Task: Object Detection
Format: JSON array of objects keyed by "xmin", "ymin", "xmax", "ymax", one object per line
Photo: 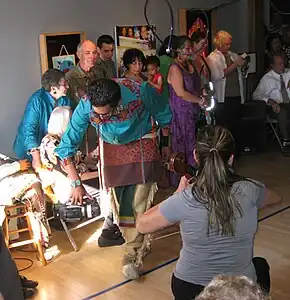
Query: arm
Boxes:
[
  {"xmin": 167, "ymin": 65, "xmax": 202, "ymax": 103},
  {"xmin": 149, "ymin": 75, "xmax": 163, "ymax": 91},
  {"xmin": 137, "ymin": 189, "xmax": 188, "ymax": 234},
  {"xmin": 259, "ymin": 187, "xmax": 282, "ymax": 209},
  {"xmin": 55, "ymin": 99, "xmax": 93, "ymax": 204}
]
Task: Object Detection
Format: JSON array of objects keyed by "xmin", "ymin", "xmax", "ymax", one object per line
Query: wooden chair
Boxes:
[{"xmin": 3, "ymin": 202, "xmax": 47, "ymax": 266}]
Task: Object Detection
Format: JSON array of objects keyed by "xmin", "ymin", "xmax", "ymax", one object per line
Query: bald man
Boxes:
[{"xmin": 66, "ymin": 40, "xmax": 99, "ymax": 108}]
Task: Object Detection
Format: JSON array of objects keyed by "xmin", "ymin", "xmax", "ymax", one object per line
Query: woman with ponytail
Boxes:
[{"xmin": 137, "ymin": 126, "xmax": 280, "ymax": 300}]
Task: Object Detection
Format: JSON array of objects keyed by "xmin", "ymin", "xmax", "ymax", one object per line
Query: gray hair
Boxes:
[{"xmin": 196, "ymin": 275, "xmax": 269, "ymax": 300}]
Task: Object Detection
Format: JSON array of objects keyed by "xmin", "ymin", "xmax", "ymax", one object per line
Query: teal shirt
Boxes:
[
  {"xmin": 13, "ymin": 88, "xmax": 71, "ymax": 159},
  {"xmin": 159, "ymin": 55, "xmax": 174, "ymax": 101},
  {"xmin": 55, "ymin": 78, "xmax": 172, "ymax": 160}
]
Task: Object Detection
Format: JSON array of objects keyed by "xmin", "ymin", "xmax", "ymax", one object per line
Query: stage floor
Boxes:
[{"xmin": 14, "ymin": 150, "xmax": 290, "ymax": 300}]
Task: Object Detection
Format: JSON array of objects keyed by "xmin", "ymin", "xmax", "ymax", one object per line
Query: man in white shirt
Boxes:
[{"xmin": 253, "ymin": 54, "xmax": 290, "ymax": 148}]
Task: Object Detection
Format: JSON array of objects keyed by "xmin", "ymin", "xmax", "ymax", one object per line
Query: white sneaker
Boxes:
[{"xmin": 122, "ymin": 263, "xmax": 140, "ymax": 280}]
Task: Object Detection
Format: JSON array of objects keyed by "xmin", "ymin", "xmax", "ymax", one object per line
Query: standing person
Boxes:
[
  {"xmin": 55, "ymin": 73, "xmax": 171, "ymax": 278},
  {"xmin": 137, "ymin": 126, "xmax": 280, "ymax": 300},
  {"xmin": 167, "ymin": 35, "xmax": 206, "ymax": 186},
  {"xmin": 207, "ymin": 30, "xmax": 246, "ymax": 153},
  {"xmin": 66, "ymin": 40, "xmax": 98, "ymax": 108},
  {"xmin": 94, "ymin": 35, "xmax": 116, "ymax": 79},
  {"xmin": 13, "ymin": 69, "xmax": 71, "ymax": 171}
]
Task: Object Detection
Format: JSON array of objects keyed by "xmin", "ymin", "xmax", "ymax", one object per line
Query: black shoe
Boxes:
[
  {"xmin": 20, "ymin": 276, "xmax": 38, "ymax": 289},
  {"xmin": 98, "ymin": 229, "xmax": 125, "ymax": 247},
  {"xmin": 23, "ymin": 287, "xmax": 36, "ymax": 299}
]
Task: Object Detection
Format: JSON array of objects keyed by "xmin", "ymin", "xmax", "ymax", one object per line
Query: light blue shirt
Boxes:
[
  {"xmin": 13, "ymin": 88, "xmax": 71, "ymax": 159},
  {"xmin": 56, "ymin": 78, "xmax": 172, "ymax": 160}
]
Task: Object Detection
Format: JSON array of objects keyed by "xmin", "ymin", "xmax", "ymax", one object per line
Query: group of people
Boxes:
[{"xmin": 0, "ymin": 29, "xmax": 281, "ymax": 300}]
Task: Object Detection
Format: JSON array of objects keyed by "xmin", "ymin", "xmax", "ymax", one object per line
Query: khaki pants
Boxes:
[{"xmin": 110, "ymin": 183, "xmax": 158, "ymax": 267}]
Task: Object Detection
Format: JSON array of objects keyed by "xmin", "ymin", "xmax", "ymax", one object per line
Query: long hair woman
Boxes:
[
  {"xmin": 167, "ymin": 35, "xmax": 206, "ymax": 186},
  {"xmin": 137, "ymin": 126, "xmax": 280, "ymax": 300}
]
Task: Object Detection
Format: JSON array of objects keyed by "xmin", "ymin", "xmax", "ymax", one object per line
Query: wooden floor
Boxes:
[{"xmin": 13, "ymin": 149, "xmax": 290, "ymax": 300}]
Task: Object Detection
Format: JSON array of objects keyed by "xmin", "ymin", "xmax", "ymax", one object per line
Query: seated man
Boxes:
[{"xmin": 253, "ymin": 54, "xmax": 290, "ymax": 150}]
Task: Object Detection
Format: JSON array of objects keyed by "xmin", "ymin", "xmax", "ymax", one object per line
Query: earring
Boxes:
[{"xmin": 53, "ymin": 90, "xmax": 57, "ymax": 95}]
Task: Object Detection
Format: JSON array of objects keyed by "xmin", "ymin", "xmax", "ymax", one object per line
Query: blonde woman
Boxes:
[{"xmin": 207, "ymin": 31, "xmax": 246, "ymax": 153}]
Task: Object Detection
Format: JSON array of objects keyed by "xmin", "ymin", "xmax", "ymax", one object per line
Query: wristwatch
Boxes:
[{"xmin": 71, "ymin": 179, "xmax": 82, "ymax": 188}]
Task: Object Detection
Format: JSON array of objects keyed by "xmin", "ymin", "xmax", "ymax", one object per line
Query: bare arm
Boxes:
[
  {"xmin": 168, "ymin": 65, "xmax": 202, "ymax": 104},
  {"xmin": 260, "ymin": 187, "xmax": 282, "ymax": 209},
  {"xmin": 223, "ymin": 61, "xmax": 239, "ymax": 77},
  {"xmin": 149, "ymin": 76, "xmax": 163, "ymax": 91}
]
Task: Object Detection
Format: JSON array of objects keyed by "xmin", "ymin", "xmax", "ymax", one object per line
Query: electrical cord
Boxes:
[
  {"xmin": 14, "ymin": 257, "xmax": 34, "ymax": 272},
  {"xmin": 270, "ymin": 1, "xmax": 290, "ymax": 15}
]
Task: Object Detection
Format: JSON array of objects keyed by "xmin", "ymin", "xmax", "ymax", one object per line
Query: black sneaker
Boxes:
[
  {"xmin": 98, "ymin": 229, "xmax": 125, "ymax": 247},
  {"xmin": 23, "ymin": 287, "xmax": 36, "ymax": 299},
  {"xmin": 20, "ymin": 276, "xmax": 38, "ymax": 289}
]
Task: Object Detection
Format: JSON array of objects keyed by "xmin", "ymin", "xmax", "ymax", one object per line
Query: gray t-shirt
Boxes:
[{"xmin": 160, "ymin": 180, "xmax": 265, "ymax": 286}]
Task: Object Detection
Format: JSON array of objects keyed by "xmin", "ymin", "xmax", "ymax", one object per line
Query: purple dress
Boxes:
[{"xmin": 168, "ymin": 63, "xmax": 201, "ymax": 186}]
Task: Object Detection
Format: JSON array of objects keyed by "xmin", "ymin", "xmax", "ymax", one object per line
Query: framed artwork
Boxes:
[
  {"xmin": 179, "ymin": 9, "xmax": 217, "ymax": 55},
  {"xmin": 114, "ymin": 25, "xmax": 156, "ymax": 77},
  {"xmin": 39, "ymin": 31, "xmax": 86, "ymax": 74}
]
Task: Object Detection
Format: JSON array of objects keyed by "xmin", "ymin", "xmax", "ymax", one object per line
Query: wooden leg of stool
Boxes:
[
  {"xmin": 25, "ymin": 211, "xmax": 38, "ymax": 251},
  {"xmin": 3, "ymin": 217, "xmax": 10, "ymax": 248},
  {"xmin": 36, "ymin": 240, "xmax": 47, "ymax": 266}
]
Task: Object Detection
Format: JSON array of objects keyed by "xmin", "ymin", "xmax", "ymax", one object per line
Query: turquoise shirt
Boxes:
[
  {"xmin": 55, "ymin": 78, "xmax": 172, "ymax": 160},
  {"xmin": 13, "ymin": 88, "xmax": 71, "ymax": 159}
]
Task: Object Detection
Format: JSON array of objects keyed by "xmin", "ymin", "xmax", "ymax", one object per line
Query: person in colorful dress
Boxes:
[
  {"xmin": 167, "ymin": 35, "xmax": 206, "ymax": 186},
  {"xmin": 55, "ymin": 49, "xmax": 171, "ymax": 280}
]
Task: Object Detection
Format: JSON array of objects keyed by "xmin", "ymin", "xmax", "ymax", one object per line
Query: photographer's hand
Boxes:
[{"xmin": 70, "ymin": 186, "xmax": 86, "ymax": 205}]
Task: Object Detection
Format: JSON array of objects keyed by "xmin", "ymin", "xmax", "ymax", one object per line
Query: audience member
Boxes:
[
  {"xmin": 146, "ymin": 55, "xmax": 163, "ymax": 93},
  {"xmin": 137, "ymin": 126, "xmax": 280, "ymax": 300},
  {"xmin": 94, "ymin": 35, "xmax": 116, "ymax": 79},
  {"xmin": 207, "ymin": 30, "xmax": 246, "ymax": 154},
  {"xmin": 66, "ymin": 40, "xmax": 98, "ymax": 107},
  {"xmin": 13, "ymin": 69, "xmax": 71, "ymax": 172},
  {"xmin": 195, "ymin": 275, "xmax": 269, "ymax": 300},
  {"xmin": 253, "ymin": 54, "xmax": 290, "ymax": 151}
]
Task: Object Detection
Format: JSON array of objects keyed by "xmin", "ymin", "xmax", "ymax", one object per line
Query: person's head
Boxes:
[
  {"xmin": 77, "ymin": 40, "xmax": 98, "ymax": 71},
  {"xmin": 41, "ymin": 69, "xmax": 69, "ymax": 99},
  {"xmin": 97, "ymin": 35, "xmax": 115, "ymax": 61},
  {"xmin": 214, "ymin": 31, "xmax": 232, "ymax": 54},
  {"xmin": 196, "ymin": 275, "xmax": 268, "ymax": 300},
  {"xmin": 270, "ymin": 54, "xmax": 285, "ymax": 74},
  {"xmin": 191, "ymin": 30, "xmax": 207, "ymax": 55},
  {"xmin": 266, "ymin": 33, "xmax": 282, "ymax": 53},
  {"xmin": 128, "ymin": 27, "xmax": 134, "ymax": 37},
  {"xmin": 122, "ymin": 48, "xmax": 145, "ymax": 76},
  {"xmin": 141, "ymin": 26, "xmax": 148, "ymax": 39},
  {"xmin": 193, "ymin": 126, "xmax": 241, "ymax": 236},
  {"xmin": 283, "ymin": 26, "xmax": 290, "ymax": 46},
  {"xmin": 145, "ymin": 55, "xmax": 160, "ymax": 76},
  {"xmin": 88, "ymin": 79, "xmax": 121, "ymax": 121},
  {"xmin": 121, "ymin": 27, "xmax": 127, "ymax": 36},
  {"xmin": 47, "ymin": 106, "xmax": 72, "ymax": 137},
  {"xmin": 174, "ymin": 35, "xmax": 192, "ymax": 62},
  {"xmin": 158, "ymin": 35, "xmax": 178, "ymax": 57}
]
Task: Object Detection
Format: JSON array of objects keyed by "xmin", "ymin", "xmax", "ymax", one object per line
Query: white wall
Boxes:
[{"xmin": 0, "ymin": 0, "xmax": 231, "ymax": 156}]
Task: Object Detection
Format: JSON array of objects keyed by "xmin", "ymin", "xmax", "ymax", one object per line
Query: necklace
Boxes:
[{"xmin": 176, "ymin": 58, "xmax": 191, "ymax": 73}]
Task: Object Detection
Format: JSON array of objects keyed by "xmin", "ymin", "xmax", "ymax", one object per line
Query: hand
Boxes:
[
  {"xmin": 32, "ymin": 159, "xmax": 42, "ymax": 172},
  {"xmin": 175, "ymin": 176, "xmax": 191, "ymax": 193},
  {"xmin": 148, "ymin": 75, "xmax": 154, "ymax": 82},
  {"xmin": 70, "ymin": 185, "xmax": 93, "ymax": 205},
  {"xmin": 161, "ymin": 146, "xmax": 171, "ymax": 163},
  {"xmin": 272, "ymin": 102, "xmax": 280, "ymax": 113},
  {"xmin": 19, "ymin": 159, "xmax": 31, "ymax": 171},
  {"xmin": 235, "ymin": 56, "xmax": 246, "ymax": 67}
]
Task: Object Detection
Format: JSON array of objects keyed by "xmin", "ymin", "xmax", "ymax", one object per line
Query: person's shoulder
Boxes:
[
  {"xmin": 66, "ymin": 66, "xmax": 79, "ymax": 79},
  {"xmin": 180, "ymin": 185, "xmax": 204, "ymax": 209},
  {"xmin": 27, "ymin": 88, "xmax": 47, "ymax": 106}
]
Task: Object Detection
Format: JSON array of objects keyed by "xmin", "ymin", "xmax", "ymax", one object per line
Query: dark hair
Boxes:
[
  {"xmin": 158, "ymin": 35, "xmax": 178, "ymax": 57},
  {"xmin": 193, "ymin": 126, "xmax": 242, "ymax": 236},
  {"xmin": 269, "ymin": 53, "xmax": 285, "ymax": 66},
  {"xmin": 172, "ymin": 35, "xmax": 192, "ymax": 58},
  {"xmin": 266, "ymin": 33, "xmax": 282, "ymax": 52},
  {"xmin": 88, "ymin": 79, "xmax": 121, "ymax": 108},
  {"xmin": 122, "ymin": 48, "xmax": 145, "ymax": 69},
  {"xmin": 41, "ymin": 69, "xmax": 65, "ymax": 92},
  {"xmin": 191, "ymin": 29, "xmax": 206, "ymax": 44},
  {"xmin": 145, "ymin": 55, "xmax": 160, "ymax": 67},
  {"xmin": 97, "ymin": 35, "xmax": 114, "ymax": 48}
]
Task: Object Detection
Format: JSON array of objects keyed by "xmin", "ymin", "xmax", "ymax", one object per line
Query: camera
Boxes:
[{"xmin": 53, "ymin": 198, "xmax": 101, "ymax": 222}]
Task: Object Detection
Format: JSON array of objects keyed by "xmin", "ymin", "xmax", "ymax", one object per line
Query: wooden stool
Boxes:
[{"xmin": 3, "ymin": 202, "xmax": 47, "ymax": 266}]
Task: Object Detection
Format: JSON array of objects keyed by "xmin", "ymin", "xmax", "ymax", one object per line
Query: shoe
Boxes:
[
  {"xmin": 98, "ymin": 229, "xmax": 125, "ymax": 247},
  {"xmin": 20, "ymin": 276, "xmax": 38, "ymax": 289},
  {"xmin": 122, "ymin": 263, "xmax": 140, "ymax": 280},
  {"xmin": 23, "ymin": 287, "xmax": 36, "ymax": 299}
]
